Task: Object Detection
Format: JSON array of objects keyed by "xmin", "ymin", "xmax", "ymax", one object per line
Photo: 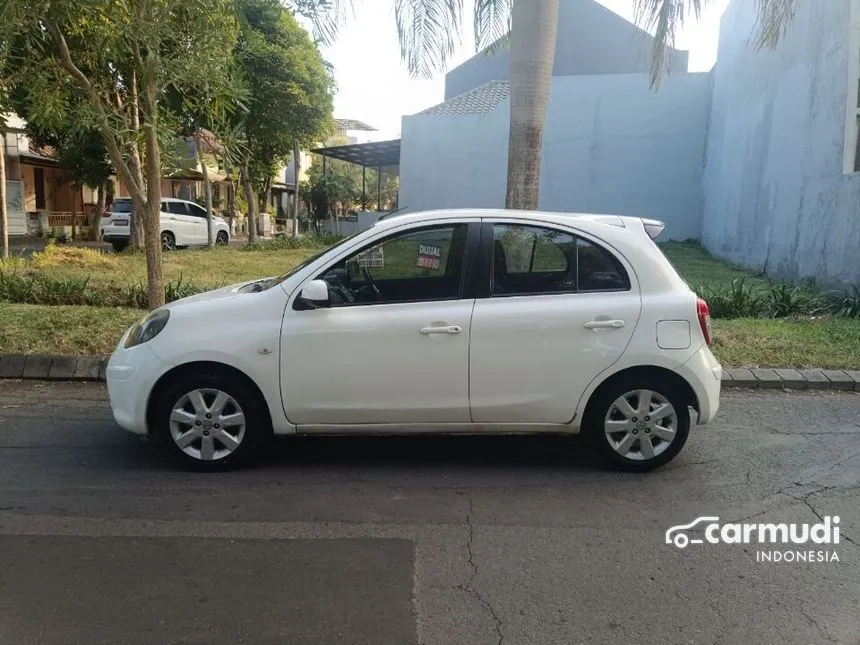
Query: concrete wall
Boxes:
[
  {"xmin": 400, "ymin": 72, "xmax": 711, "ymax": 240},
  {"xmin": 702, "ymin": 0, "xmax": 860, "ymax": 286},
  {"xmin": 444, "ymin": 0, "xmax": 689, "ymax": 100}
]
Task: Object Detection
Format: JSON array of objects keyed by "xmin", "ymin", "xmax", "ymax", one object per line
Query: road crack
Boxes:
[{"xmin": 458, "ymin": 496, "xmax": 504, "ymax": 645}]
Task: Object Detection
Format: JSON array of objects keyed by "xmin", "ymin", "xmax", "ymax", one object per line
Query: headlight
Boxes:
[{"xmin": 124, "ymin": 309, "xmax": 170, "ymax": 348}]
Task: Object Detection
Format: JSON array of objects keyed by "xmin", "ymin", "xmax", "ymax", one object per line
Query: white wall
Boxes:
[
  {"xmin": 400, "ymin": 72, "xmax": 712, "ymax": 240},
  {"xmin": 701, "ymin": 0, "xmax": 860, "ymax": 286}
]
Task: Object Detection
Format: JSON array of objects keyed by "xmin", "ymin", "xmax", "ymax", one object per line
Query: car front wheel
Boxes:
[
  {"xmin": 154, "ymin": 372, "xmax": 269, "ymax": 471},
  {"xmin": 587, "ymin": 378, "xmax": 690, "ymax": 472}
]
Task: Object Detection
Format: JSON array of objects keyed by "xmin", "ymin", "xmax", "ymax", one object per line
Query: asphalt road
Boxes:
[{"xmin": 0, "ymin": 380, "xmax": 858, "ymax": 644}]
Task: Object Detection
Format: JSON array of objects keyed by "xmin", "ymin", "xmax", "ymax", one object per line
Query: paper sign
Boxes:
[{"xmin": 416, "ymin": 243, "xmax": 442, "ymax": 270}]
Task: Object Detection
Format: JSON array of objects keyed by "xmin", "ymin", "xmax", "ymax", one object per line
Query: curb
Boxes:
[
  {"xmin": 1, "ymin": 354, "xmax": 859, "ymax": 392},
  {"xmin": 0, "ymin": 354, "xmax": 108, "ymax": 382}
]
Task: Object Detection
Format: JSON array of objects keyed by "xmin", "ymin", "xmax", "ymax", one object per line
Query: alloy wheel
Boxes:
[
  {"xmin": 161, "ymin": 232, "xmax": 176, "ymax": 251},
  {"xmin": 603, "ymin": 389, "xmax": 677, "ymax": 461},
  {"xmin": 169, "ymin": 388, "xmax": 246, "ymax": 461}
]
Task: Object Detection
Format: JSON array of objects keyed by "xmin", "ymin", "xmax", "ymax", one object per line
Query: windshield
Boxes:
[{"xmin": 261, "ymin": 234, "xmax": 359, "ymax": 290}]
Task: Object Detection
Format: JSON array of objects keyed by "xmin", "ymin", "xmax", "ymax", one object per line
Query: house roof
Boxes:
[
  {"xmin": 416, "ymin": 81, "xmax": 510, "ymax": 116},
  {"xmin": 335, "ymin": 118, "xmax": 377, "ymax": 132},
  {"xmin": 310, "ymin": 138, "xmax": 401, "ymax": 168}
]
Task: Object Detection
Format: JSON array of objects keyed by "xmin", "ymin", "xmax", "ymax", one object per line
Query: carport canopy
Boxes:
[
  {"xmin": 310, "ymin": 138, "xmax": 400, "ymax": 168},
  {"xmin": 309, "ymin": 139, "xmax": 401, "ymax": 211}
]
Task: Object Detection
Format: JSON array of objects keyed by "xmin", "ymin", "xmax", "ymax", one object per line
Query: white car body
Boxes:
[
  {"xmin": 106, "ymin": 209, "xmax": 722, "ymax": 470},
  {"xmin": 100, "ymin": 197, "xmax": 230, "ymax": 249}
]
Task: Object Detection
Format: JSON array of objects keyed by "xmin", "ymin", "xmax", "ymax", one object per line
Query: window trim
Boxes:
[
  {"xmin": 294, "ymin": 221, "xmax": 481, "ymax": 310},
  {"xmin": 480, "ymin": 221, "xmax": 632, "ymax": 298}
]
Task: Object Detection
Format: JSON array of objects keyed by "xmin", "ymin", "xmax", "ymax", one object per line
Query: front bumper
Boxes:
[
  {"xmin": 678, "ymin": 344, "xmax": 722, "ymax": 425},
  {"xmin": 106, "ymin": 336, "xmax": 171, "ymax": 435}
]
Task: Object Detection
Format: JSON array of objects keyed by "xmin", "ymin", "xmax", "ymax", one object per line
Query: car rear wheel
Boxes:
[
  {"xmin": 161, "ymin": 231, "xmax": 176, "ymax": 251},
  {"xmin": 111, "ymin": 240, "xmax": 129, "ymax": 253},
  {"xmin": 586, "ymin": 378, "xmax": 690, "ymax": 472},
  {"xmin": 154, "ymin": 372, "xmax": 269, "ymax": 471}
]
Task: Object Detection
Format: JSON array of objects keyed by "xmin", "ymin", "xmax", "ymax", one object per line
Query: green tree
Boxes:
[
  {"xmin": 394, "ymin": 0, "xmax": 798, "ymax": 210},
  {"xmin": 234, "ymin": 0, "xmax": 335, "ymax": 243},
  {"xmin": 0, "ymin": 0, "xmax": 244, "ymax": 309}
]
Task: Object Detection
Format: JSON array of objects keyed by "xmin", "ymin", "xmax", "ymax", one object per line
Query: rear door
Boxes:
[{"xmin": 468, "ymin": 220, "xmax": 642, "ymax": 424}]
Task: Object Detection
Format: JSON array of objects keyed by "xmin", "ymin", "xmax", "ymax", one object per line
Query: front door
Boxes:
[
  {"xmin": 187, "ymin": 202, "xmax": 211, "ymax": 245},
  {"xmin": 469, "ymin": 221, "xmax": 642, "ymax": 424},
  {"xmin": 165, "ymin": 201, "xmax": 194, "ymax": 245},
  {"xmin": 281, "ymin": 221, "xmax": 478, "ymax": 426}
]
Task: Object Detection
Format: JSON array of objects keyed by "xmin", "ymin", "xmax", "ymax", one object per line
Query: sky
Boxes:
[{"xmin": 316, "ymin": 0, "xmax": 732, "ymax": 141}]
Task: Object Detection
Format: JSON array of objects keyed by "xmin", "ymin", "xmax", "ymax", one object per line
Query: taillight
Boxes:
[{"xmin": 697, "ymin": 298, "xmax": 712, "ymax": 346}]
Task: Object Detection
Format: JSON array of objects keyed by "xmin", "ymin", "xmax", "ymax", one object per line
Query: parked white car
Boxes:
[
  {"xmin": 106, "ymin": 209, "xmax": 722, "ymax": 471},
  {"xmin": 100, "ymin": 197, "xmax": 230, "ymax": 252}
]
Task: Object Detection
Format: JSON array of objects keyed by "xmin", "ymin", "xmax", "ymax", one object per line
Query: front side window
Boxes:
[
  {"xmin": 189, "ymin": 203, "xmax": 208, "ymax": 219},
  {"xmin": 490, "ymin": 223, "xmax": 629, "ymax": 295},
  {"xmin": 317, "ymin": 224, "xmax": 469, "ymax": 306}
]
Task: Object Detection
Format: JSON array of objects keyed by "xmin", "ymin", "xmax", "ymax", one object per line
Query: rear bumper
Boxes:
[{"xmin": 678, "ymin": 345, "xmax": 722, "ymax": 425}]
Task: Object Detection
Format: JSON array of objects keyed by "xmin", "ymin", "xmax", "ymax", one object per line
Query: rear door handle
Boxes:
[
  {"xmin": 584, "ymin": 319, "xmax": 626, "ymax": 330},
  {"xmin": 420, "ymin": 325, "xmax": 462, "ymax": 335}
]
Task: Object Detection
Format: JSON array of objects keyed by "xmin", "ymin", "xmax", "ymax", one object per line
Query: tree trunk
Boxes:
[
  {"xmin": 142, "ymin": 76, "xmax": 165, "ymax": 310},
  {"xmin": 241, "ymin": 157, "xmax": 258, "ymax": 244},
  {"xmin": 504, "ymin": 0, "xmax": 560, "ymax": 210},
  {"xmin": 260, "ymin": 180, "xmax": 271, "ymax": 237},
  {"xmin": 0, "ymin": 139, "xmax": 8, "ymax": 260},
  {"xmin": 90, "ymin": 183, "xmax": 106, "ymax": 241},
  {"xmin": 71, "ymin": 184, "xmax": 78, "ymax": 241},
  {"xmin": 197, "ymin": 135, "xmax": 214, "ymax": 248},
  {"xmin": 292, "ymin": 141, "xmax": 301, "ymax": 237}
]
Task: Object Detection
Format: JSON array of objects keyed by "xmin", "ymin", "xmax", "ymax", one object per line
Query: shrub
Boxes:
[
  {"xmin": 765, "ymin": 284, "xmax": 826, "ymax": 318},
  {"xmin": 0, "ymin": 270, "xmax": 208, "ymax": 309},
  {"xmin": 826, "ymin": 285, "xmax": 860, "ymax": 318},
  {"xmin": 696, "ymin": 279, "xmax": 765, "ymax": 319},
  {"xmin": 243, "ymin": 232, "xmax": 343, "ymax": 252}
]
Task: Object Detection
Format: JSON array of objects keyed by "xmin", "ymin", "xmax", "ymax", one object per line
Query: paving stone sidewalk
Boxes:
[{"xmin": 1, "ymin": 354, "xmax": 859, "ymax": 391}]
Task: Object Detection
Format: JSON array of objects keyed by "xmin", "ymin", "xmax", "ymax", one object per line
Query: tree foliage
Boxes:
[
  {"xmin": 0, "ymin": 0, "xmax": 245, "ymax": 308},
  {"xmin": 233, "ymin": 0, "xmax": 335, "ymax": 240}
]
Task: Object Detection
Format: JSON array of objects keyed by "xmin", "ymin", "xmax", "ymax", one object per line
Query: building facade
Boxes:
[{"xmin": 399, "ymin": 0, "xmax": 860, "ymax": 286}]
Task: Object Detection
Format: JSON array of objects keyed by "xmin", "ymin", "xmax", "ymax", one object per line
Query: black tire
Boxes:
[
  {"xmin": 216, "ymin": 231, "xmax": 229, "ymax": 245},
  {"xmin": 161, "ymin": 231, "xmax": 176, "ymax": 251},
  {"xmin": 111, "ymin": 240, "xmax": 129, "ymax": 253},
  {"xmin": 585, "ymin": 376, "xmax": 690, "ymax": 472},
  {"xmin": 153, "ymin": 371, "xmax": 270, "ymax": 471}
]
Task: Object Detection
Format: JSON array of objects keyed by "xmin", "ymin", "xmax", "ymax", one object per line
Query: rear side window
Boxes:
[
  {"xmin": 111, "ymin": 201, "xmax": 133, "ymax": 213},
  {"xmin": 490, "ymin": 223, "xmax": 630, "ymax": 296},
  {"xmin": 576, "ymin": 238, "xmax": 630, "ymax": 291},
  {"xmin": 167, "ymin": 202, "xmax": 189, "ymax": 215}
]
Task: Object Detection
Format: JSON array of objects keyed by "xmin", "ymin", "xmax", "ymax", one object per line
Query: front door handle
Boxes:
[
  {"xmin": 584, "ymin": 319, "xmax": 626, "ymax": 330},
  {"xmin": 420, "ymin": 325, "xmax": 462, "ymax": 335}
]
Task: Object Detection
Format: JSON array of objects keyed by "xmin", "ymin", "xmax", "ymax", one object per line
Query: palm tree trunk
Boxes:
[
  {"xmin": 0, "ymin": 140, "xmax": 8, "ymax": 260},
  {"xmin": 197, "ymin": 135, "xmax": 214, "ymax": 248},
  {"xmin": 505, "ymin": 0, "xmax": 559, "ymax": 211}
]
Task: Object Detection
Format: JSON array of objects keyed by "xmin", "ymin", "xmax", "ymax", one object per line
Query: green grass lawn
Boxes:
[{"xmin": 0, "ymin": 240, "xmax": 858, "ymax": 368}]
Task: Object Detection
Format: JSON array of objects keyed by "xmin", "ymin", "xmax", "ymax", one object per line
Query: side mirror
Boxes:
[{"xmin": 297, "ymin": 279, "xmax": 330, "ymax": 309}]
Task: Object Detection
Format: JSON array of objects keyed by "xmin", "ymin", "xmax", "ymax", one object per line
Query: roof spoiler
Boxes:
[{"xmin": 642, "ymin": 218, "xmax": 666, "ymax": 240}]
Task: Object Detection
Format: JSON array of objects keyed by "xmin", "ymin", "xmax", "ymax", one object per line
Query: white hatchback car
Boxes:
[
  {"xmin": 106, "ymin": 209, "xmax": 722, "ymax": 471},
  {"xmin": 101, "ymin": 197, "xmax": 231, "ymax": 252}
]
